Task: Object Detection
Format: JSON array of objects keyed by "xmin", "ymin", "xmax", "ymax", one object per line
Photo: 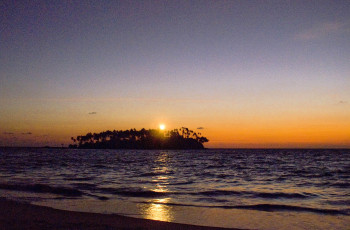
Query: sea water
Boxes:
[{"xmin": 0, "ymin": 148, "xmax": 349, "ymax": 229}]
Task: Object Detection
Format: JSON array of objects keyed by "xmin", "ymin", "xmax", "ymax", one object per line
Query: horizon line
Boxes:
[{"xmin": 0, "ymin": 146, "xmax": 349, "ymax": 150}]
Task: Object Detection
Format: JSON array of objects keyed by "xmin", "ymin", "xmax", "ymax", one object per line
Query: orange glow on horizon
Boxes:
[
  {"xmin": 0, "ymin": 102, "xmax": 349, "ymax": 148},
  {"xmin": 1, "ymin": 121, "xmax": 348, "ymax": 148}
]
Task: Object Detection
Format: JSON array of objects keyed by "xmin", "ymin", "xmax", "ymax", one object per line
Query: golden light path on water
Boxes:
[
  {"xmin": 142, "ymin": 152, "xmax": 174, "ymax": 222},
  {"xmin": 144, "ymin": 197, "xmax": 173, "ymax": 222}
]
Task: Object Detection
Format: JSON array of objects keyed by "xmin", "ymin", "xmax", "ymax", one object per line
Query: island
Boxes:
[{"xmin": 69, "ymin": 127, "xmax": 209, "ymax": 149}]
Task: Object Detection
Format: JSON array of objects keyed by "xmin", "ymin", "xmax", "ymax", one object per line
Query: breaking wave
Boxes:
[{"xmin": 0, "ymin": 183, "xmax": 83, "ymax": 197}]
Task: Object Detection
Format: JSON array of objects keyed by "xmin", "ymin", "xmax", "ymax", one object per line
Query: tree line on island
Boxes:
[{"xmin": 69, "ymin": 127, "xmax": 209, "ymax": 149}]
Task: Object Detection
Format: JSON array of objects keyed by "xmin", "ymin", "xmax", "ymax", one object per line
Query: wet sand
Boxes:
[{"xmin": 0, "ymin": 198, "xmax": 243, "ymax": 230}]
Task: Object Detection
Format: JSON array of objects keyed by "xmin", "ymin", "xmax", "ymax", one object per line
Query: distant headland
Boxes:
[{"xmin": 69, "ymin": 127, "xmax": 209, "ymax": 149}]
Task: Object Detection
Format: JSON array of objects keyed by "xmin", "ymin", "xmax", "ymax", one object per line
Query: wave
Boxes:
[
  {"xmin": 253, "ymin": 191, "xmax": 315, "ymax": 199},
  {"xmin": 97, "ymin": 187, "xmax": 316, "ymax": 200},
  {"xmin": 138, "ymin": 172, "xmax": 173, "ymax": 177},
  {"xmin": 194, "ymin": 197, "xmax": 229, "ymax": 203},
  {"xmin": 71, "ymin": 182, "xmax": 98, "ymax": 190},
  {"xmin": 196, "ymin": 190, "xmax": 242, "ymax": 196},
  {"xmin": 63, "ymin": 175, "xmax": 96, "ymax": 181},
  {"xmin": 84, "ymin": 193, "xmax": 109, "ymax": 201},
  {"xmin": 326, "ymin": 200, "xmax": 350, "ymax": 206},
  {"xmin": 225, "ymin": 204, "xmax": 349, "ymax": 215},
  {"xmin": 205, "ymin": 165, "xmax": 226, "ymax": 169},
  {"xmin": 168, "ymin": 181, "xmax": 194, "ymax": 185},
  {"xmin": 141, "ymin": 201, "xmax": 349, "ymax": 215},
  {"xmin": 99, "ymin": 188, "xmax": 172, "ymax": 198},
  {"xmin": 330, "ymin": 182, "xmax": 350, "ymax": 188},
  {"xmin": 193, "ymin": 190, "xmax": 315, "ymax": 199},
  {"xmin": 0, "ymin": 183, "xmax": 83, "ymax": 197}
]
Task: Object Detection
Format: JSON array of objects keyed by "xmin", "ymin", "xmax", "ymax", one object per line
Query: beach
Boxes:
[
  {"xmin": 3, "ymin": 198, "xmax": 350, "ymax": 230},
  {"xmin": 0, "ymin": 198, "xmax": 240, "ymax": 230}
]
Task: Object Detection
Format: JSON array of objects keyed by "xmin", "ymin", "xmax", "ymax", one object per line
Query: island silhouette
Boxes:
[{"xmin": 69, "ymin": 127, "xmax": 208, "ymax": 149}]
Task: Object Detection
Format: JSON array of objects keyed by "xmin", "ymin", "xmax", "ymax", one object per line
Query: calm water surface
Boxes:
[{"xmin": 0, "ymin": 148, "xmax": 349, "ymax": 229}]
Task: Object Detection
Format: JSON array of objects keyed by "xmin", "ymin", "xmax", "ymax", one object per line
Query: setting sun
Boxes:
[{"xmin": 0, "ymin": 2, "xmax": 349, "ymax": 230}]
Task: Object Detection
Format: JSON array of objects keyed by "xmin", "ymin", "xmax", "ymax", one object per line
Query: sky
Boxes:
[{"xmin": 1, "ymin": 0, "xmax": 349, "ymax": 148}]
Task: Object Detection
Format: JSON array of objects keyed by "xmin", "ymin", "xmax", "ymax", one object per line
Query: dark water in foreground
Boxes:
[{"xmin": 0, "ymin": 148, "xmax": 349, "ymax": 229}]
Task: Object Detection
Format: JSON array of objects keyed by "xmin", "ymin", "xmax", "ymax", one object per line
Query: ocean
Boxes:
[{"xmin": 0, "ymin": 148, "xmax": 349, "ymax": 229}]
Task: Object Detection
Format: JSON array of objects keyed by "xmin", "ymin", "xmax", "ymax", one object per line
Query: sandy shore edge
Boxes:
[{"xmin": 0, "ymin": 198, "xmax": 244, "ymax": 230}]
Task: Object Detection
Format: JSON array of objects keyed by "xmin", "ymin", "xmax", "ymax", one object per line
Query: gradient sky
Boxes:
[{"xmin": 1, "ymin": 0, "xmax": 349, "ymax": 148}]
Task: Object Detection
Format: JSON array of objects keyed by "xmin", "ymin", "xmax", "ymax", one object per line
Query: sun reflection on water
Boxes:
[
  {"xmin": 144, "ymin": 198, "xmax": 173, "ymax": 222},
  {"xmin": 143, "ymin": 152, "xmax": 174, "ymax": 222}
]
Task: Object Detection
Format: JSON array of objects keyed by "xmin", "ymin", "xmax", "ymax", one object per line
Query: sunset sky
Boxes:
[{"xmin": 1, "ymin": 1, "xmax": 349, "ymax": 148}]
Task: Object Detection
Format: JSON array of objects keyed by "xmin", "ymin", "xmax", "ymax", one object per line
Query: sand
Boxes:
[{"xmin": 0, "ymin": 198, "xmax": 243, "ymax": 230}]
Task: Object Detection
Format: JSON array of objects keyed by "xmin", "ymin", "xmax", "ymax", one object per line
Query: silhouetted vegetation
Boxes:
[{"xmin": 69, "ymin": 127, "xmax": 209, "ymax": 149}]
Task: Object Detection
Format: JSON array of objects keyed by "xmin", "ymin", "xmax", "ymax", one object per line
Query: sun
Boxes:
[{"xmin": 159, "ymin": 124, "xmax": 166, "ymax": 130}]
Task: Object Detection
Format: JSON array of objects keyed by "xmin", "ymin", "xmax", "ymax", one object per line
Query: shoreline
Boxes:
[{"xmin": 0, "ymin": 198, "xmax": 243, "ymax": 230}]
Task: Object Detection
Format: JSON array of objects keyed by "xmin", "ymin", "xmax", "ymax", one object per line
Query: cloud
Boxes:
[
  {"xmin": 88, "ymin": 112, "xmax": 97, "ymax": 115},
  {"xmin": 295, "ymin": 21, "xmax": 348, "ymax": 41},
  {"xmin": 197, "ymin": 127, "xmax": 204, "ymax": 130},
  {"xmin": 3, "ymin": 132, "xmax": 14, "ymax": 135},
  {"xmin": 21, "ymin": 132, "xmax": 32, "ymax": 135},
  {"xmin": 338, "ymin": 100, "xmax": 347, "ymax": 104}
]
